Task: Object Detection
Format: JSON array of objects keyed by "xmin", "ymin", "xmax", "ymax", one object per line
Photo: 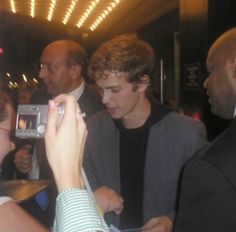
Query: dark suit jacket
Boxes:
[
  {"xmin": 31, "ymin": 84, "xmax": 104, "ymax": 118},
  {"xmin": 175, "ymin": 118, "xmax": 236, "ymax": 232}
]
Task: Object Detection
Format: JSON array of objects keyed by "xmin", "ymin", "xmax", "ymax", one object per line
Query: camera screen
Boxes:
[{"xmin": 18, "ymin": 114, "xmax": 37, "ymax": 130}]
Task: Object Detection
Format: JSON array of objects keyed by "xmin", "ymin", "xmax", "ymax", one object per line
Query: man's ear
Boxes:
[
  {"xmin": 137, "ymin": 75, "xmax": 150, "ymax": 92},
  {"xmin": 70, "ymin": 64, "xmax": 82, "ymax": 79}
]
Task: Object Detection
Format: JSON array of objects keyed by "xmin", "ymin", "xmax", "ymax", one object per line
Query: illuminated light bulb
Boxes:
[
  {"xmin": 10, "ymin": 0, "xmax": 16, "ymax": 13},
  {"xmin": 104, "ymin": 10, "xmax": 108, "ymax": 15},
  {"xmin": 83, "ymin": 13, "xmax": 88, "ymax": 19},
  {"xmin": 76, "ymin": 0, "xmax": 100, "ymax": 28},
  {"xmin": 22, "ymin": 74, "xmax": 28, "ymax": 83},
  {"xmin": 33, "ymin": 78, "xmax": 39, "ymax": 83},
  {"xmin": 89, "ymin": 0, "xmax": 121, "ymax": 31},
  {"xmin": 111, "ymin": 2, "xmax": 116, "ymax": 7},
  {"xmin": 47, "ymin": 0, "xmax": 57, "ymax": 21},
  {"xmin": 91, "ymin": 1, "xmax": 96, "ymax": 7},
  {"xmin": 62, "ymin": 0, "xmax": 78, "ymax": 25},
  {"xmin": 30, "ymin": 0, "xmax": 35, "ymax": 18}
]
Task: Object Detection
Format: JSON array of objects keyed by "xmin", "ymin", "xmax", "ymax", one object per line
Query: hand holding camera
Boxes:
[
  {"xmin": 15, "ymin": 94, "xmax": 87, "ymax": 192},
  {"xmin": 15, "ymin": 104, "xmax": 64, "ymax": 139},
  {"xmin": 44, "ymin": 94, "xmax": 87, "ymax": 192}
]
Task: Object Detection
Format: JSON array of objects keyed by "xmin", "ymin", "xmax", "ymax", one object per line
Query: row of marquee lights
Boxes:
[
  {"xmin": 5, "ymin": 72, "xmax": 39, "ymax": 89},
  {"xmin": 9, "ymin": 0, "xmax": 121, "ymax": 31}
]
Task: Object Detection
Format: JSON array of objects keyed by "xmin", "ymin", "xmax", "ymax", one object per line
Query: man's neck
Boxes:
[{"xmin": 121, "ymin": 98, "xmax": 151, "ymax": 129}]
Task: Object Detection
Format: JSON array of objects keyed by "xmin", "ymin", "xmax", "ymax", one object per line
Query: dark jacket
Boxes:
[
  {"xmin": 84, "ymin": 105, "xmax": 208, "ymax": 227},
  {"xmin": 175, "ymin": 118, "xmax": 236, "ymax": 232}
]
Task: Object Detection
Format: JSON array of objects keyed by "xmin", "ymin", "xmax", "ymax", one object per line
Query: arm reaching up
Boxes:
[{"xmin": 44, "ymin": 94, "xmax": 108, "ymax": 232}]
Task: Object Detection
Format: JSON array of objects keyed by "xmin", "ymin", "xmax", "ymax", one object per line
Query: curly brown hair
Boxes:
[
  {"xmin": 89, "ymin": 34, "xmax": 156, "ymax": 84},
  {"xmin": 0, "ymin": 91, "xmax": 11, "ymax": 123}
]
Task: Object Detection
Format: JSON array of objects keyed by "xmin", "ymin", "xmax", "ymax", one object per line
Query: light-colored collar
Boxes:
[{"xmin": 68, "ymin": 79, "xmax": 85, "ymax": 101}]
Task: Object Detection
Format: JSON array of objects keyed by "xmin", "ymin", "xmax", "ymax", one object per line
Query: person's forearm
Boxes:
[
  {"xmin": 0, "ymin": 201, "xmax": 49, "ymax": 232},
  {"xmin": 54, "ymin": 170, "xmax": 85, "ymax": 193},
  {"xmin": 53, "ymin": 189, "xmax": 109, "ymax": 232}
]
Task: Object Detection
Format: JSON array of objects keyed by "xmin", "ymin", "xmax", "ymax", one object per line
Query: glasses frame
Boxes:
[{"xmin": 39, "ymin": 60, "xmax": 69, "ymax": 74}]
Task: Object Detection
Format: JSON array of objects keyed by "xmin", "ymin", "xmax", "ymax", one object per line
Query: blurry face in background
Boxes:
[
  {"xmin": 17, "ymin": 90, "xmax": 32, "ymax": 104},
  {"xmin": 39, "ymin": 44, "xmax": 78, "ymax": 97},
  {"xmin": 0, "ymin": 103, "xmax": 15, "ymax": 165}
]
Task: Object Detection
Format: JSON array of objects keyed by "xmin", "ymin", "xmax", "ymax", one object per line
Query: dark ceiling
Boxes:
[
  {"xmin": 0, "ymin": 0, "xmax": 179, "ymax": 83},
  {"xmin": 0, "ymin": 0, "xmax": 178, "ymax": 37}
]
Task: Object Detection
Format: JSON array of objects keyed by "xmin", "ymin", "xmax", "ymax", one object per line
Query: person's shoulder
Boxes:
[
  {"xmin": 79, "ymin": 83, "xmax": 104, "ymax": 118},
  {"xmin": 87, "ymin": 110, "xmax": 114, "ymax": 130},
  {"xmin": 150, "ymin": 98, "xmax": 206, "ymax": 134},
  {"xmin": 164, "ymin": 111, "xmax": 204, "ymax": 128},
  {"xmin": 155, "ymin": 111, "xmax": 207, "ymax": 138},
  {"xmin": 83, "ymin": 84, "xmax": 100, "ymax": 99},
  {"xmin": 82, "ymin": 84, "xmax": 104, "ymax": 106},
  {"xmin": 87, "ymin": 110, "xmax": 110, "ymax": 123}
]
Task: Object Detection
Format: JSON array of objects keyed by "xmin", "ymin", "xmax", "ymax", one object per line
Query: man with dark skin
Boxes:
[{"xmin": 174, "ymin": 27, "xmax": 236, "ymax": 232}]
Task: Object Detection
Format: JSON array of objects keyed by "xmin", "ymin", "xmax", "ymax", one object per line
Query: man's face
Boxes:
[
  {"xmin": 17, "ymin": 91, "xmax": 31, "ymax": 104},
  {"xmin": 204, "ymin": 48, "xmax": 236, "ymax": 119},
  {"xmin": 96, "ymin": 71, "xmax": 146, "ymax": 120},
  {"xmin": 39, "ymin": 45, "xmax": 76, "ymax": 97}
]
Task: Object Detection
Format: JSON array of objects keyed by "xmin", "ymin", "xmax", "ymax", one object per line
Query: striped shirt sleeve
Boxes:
[
  {"xmin": 0, "ymin": 196, "xmax": 12, "ymax": 206},
  {"xmin": 0, "ymin": 188, "xmax": 12, "ymax": 206},
  {"xmin": 53, "ymin": 188, "xmax": 109, "ymax": 232}
]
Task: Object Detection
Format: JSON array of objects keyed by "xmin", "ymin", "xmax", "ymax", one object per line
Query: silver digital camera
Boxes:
[{"xmin": 15, "ymin": 104, "xmax": 64, "ymax": 138}]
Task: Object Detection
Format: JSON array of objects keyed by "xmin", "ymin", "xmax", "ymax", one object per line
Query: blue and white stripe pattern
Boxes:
[{"xmin": 53, "ymin": 188, "xmax": 109, "ymax": 232}]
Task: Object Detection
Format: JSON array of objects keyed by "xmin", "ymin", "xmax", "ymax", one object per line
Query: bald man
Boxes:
[
  {"xmin": 34, "ymin": 39, "xmax": 103, "ymax": 116},
  {"xmin": 174, "ymin": 28, "xmax": 236, "ymax": 232}
]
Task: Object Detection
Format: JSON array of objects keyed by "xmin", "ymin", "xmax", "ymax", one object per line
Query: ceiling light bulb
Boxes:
[{"xmin": 10, "ymin": 0, "xmax": 16, "ymax": 13}]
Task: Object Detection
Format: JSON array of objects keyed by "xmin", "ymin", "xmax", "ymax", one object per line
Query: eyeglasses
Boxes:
[
  {"xmin": 0, "ymin": 127, "xmax": 15, "ymax": 141},
  {"xmin": 39, "ymin": 63, "xmax": 58, "ymax": 74},
  {"xmin": 39, "ymin": 61, "xmax": 68, "ymax": 74}
]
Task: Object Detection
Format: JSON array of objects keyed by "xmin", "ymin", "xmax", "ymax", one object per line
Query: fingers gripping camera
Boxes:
[{"xmin": 15, "ymin": 104, "xmax": 64, "ymax": 138}]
